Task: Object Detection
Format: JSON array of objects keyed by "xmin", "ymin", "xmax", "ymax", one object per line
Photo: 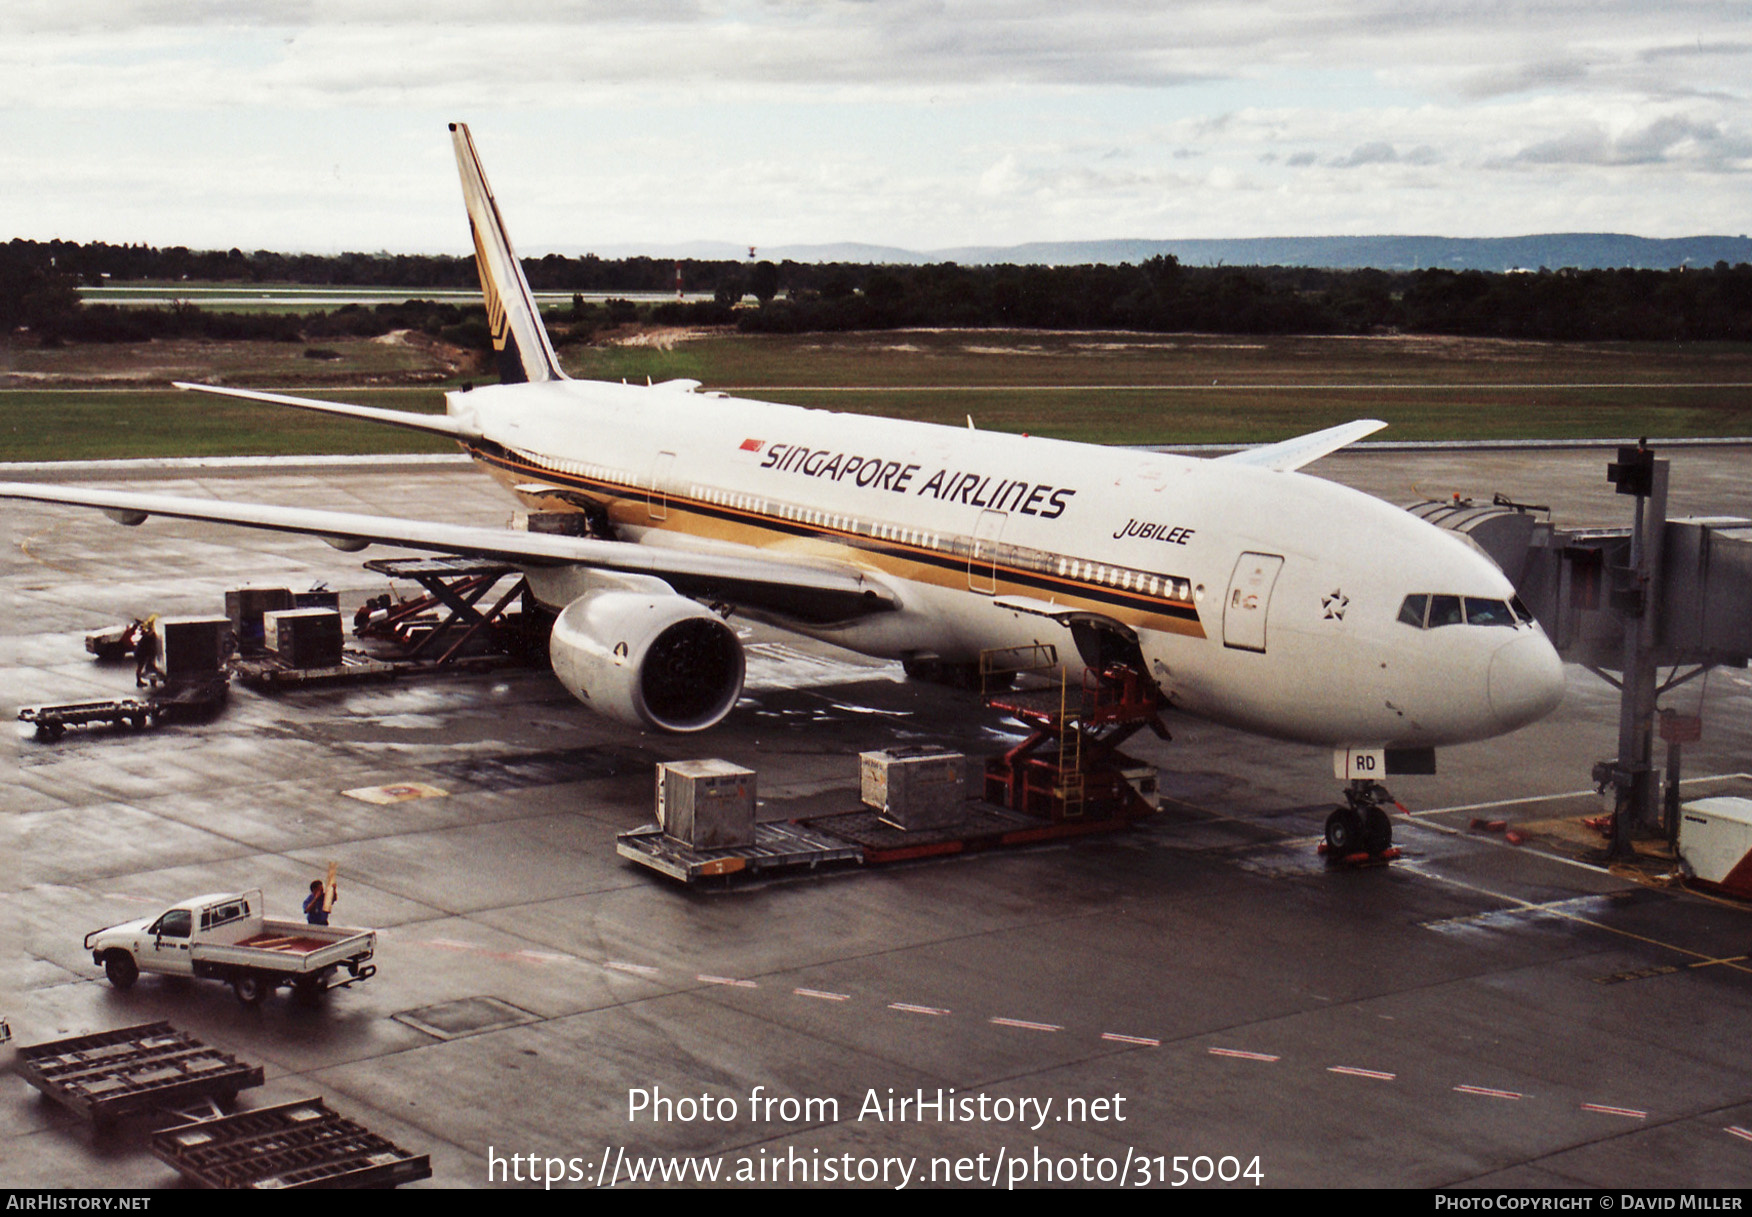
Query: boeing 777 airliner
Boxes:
[{"xmin": 0, "ymin": 124, "xmax": 1565, "ymax": 854}]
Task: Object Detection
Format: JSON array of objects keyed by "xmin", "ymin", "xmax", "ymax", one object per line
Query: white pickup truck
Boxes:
[{"xmin": 85, "ymin": 890, "xmax": 377, "ymax": 1005}]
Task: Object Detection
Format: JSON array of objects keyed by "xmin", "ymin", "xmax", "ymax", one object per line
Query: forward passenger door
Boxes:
[{"xmin": 1223, "ymin": 552, "xmax": 1284, "ymax": 652}]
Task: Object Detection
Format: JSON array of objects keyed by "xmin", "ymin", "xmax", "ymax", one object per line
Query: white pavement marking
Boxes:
[
  {"xmin": 604, "ymin": 961, "xmax": 660, "ymax": 976},
  {"xmin": 989, "ymin": 1017, "xmax": 1062, "ymax": 1032},
  {"xmin": 1102, "ymin": 1033, "xmax": 1161, "ymax": 1047},
  {"xmin": 1209, "ymin": 1047, "xmax": 1280, "ymax": 1062},
  {"xmin": 1581, "ymin": 1103, "xmax": 1648, "ymax": 1118},
  {"xmin": 889, "ymin": 1002, "xmax": 950, "ymax": 1016},
  {"xmin": 1454, "ymin": 1085, "xmax": 1525, "ymax": 1100},
  {"xmin": 698, "ymin": 973, "xmax": 758, "ymax": 988},
  {"xmin": 1411, "ymin": 773, "xmax": 1752, "ymax": 818},
  {"xmin": 794, "ymin": 987, "xmax": 851, "ymax": 1002},
  {"xmin": 1726, "ymin": 1126, "xmax": 1752, "ymax": 1144},
  {"xmin": 1328, "ymin": 1066, "xmax": 1396, "ymax": 1081}
]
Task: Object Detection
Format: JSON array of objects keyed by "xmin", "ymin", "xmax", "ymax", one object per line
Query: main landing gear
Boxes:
[{"xmin": 1322, "ymin": 779, "xmax": 1401, "ymax": 862}]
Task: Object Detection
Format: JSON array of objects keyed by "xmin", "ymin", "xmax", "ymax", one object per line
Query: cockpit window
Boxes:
[
  {"xmin": 1427, "ymin": 595, "xmax": 1464, "ymax": 628},
  {"xmin": 1399, "ymin": 592, "xmax": 1528, "ymax": 629},
  {"xmin": 1464, "ymin": 597, "xmax": 1516, "ymax": 626}
]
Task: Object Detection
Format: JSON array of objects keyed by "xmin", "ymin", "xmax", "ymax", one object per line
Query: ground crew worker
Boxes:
[
  {"xmin": 303, "ymin": 880, "xmax": 332, "ymax": 926},
  {"xmin": 133, "ymin": 616, "xmax": 159, "ymax": 687}
]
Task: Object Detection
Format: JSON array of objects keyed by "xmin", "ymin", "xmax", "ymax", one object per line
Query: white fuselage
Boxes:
[{"xmin": 450, "ymin": 377, "xmax": 1564, "ymax": 749}]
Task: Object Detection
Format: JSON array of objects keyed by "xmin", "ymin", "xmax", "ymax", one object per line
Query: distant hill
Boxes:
[{"xmin": 560, "ymin": 234, "xmax": 1752, "ymax": 271}]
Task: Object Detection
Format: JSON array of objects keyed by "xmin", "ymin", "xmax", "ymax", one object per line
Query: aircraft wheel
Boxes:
[
  {"xmin": 1324, "ymin": 805, "xmax": 1365, "ymax": 855},
  {"xmin": 104, "ymin": 951, "xmax": 138, "ymax": 990},
  {"xmin": 1363, "ymin": 804, "xmax": 1394, "ymax": 853}
]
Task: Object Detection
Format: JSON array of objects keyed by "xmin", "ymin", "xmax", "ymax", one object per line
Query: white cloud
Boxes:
[{"xmin": 2, "ymin": 2, "xmax": 1748, "ymax": 248}]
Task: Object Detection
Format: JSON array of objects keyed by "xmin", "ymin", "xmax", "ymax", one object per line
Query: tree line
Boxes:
[{"xmin": 5, "ymin": 237, "xmax": 1751, "ymax": 348}]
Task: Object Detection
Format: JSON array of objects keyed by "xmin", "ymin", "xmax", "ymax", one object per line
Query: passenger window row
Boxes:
[{"xmin": 1397, "ymin": 593, "xmax": 1530, "ymax": 629}]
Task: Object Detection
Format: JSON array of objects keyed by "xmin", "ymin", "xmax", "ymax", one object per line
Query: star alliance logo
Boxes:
[{"xmin": 1323, "ymin": 589, "xmax": 1349, "ymax": 620}]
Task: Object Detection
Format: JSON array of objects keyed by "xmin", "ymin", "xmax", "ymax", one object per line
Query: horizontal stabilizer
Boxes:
[
  {"xmin": 1215, "ymin": 419, "xmax": 1387, "ymax": 472},
  {"xmin": 173, "ymin": 383, "xmax": 481, "ymax": 441}
]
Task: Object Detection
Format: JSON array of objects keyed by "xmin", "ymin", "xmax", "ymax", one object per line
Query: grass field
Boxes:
[{"xmin": 4, "ymin": 328, "xmax": 1751, "ymax": 460}]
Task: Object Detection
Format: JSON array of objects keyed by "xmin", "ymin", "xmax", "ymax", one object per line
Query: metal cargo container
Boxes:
[
  {"xmin": 225, "ymin": 587, "xmax": 294, "ymax": 652},
  {"xmin": 264, "ymin": 607, "xmax": 344, "ymax": 669},
  {"xmin": 156, "ymin": 615, "xmax": 230, "ymax": 680},
  {"xmin": 657, "ymin": 759, "xmax": 756, "ymax": 848},
  {"xmin": 1679, "ymin": 796, "xmax": 1752, "ymax": 896},
  {"xmin": 861, "ymin": 747, "xmax": 966, "ymax": 830}
]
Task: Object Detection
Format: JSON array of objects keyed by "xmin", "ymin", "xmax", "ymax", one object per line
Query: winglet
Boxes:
[
  {"xmin": 450, "ymin": 122, "xmax": 564, "ymax": 385},
  {"xmin": 1215, "ymin": 419, "xmax": 1387, "ymax": 472}
]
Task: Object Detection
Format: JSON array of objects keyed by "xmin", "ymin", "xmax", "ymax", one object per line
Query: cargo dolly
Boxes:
[
  {"xmin": 151, "ymin": 1097, "xmax": 432, "ymax": 1190},
  {"xmin": 19, "ymin": 697, "xmax": 154, "ymax": 741},
  {"xmin": 232, "ymin": 650, "xmax": 403, "ymax": 691},
  {"xmin": 616, "ymin": 795, "xmax": 1155, "ymax": 883},
  {"xmin": 617, "ymin": 694, "xmax": 1164, "ymax": 884},
  {"xmin": 15, "ymin": 1022, "xmax": 263, "ymax": 1127},
  {"xmin": 19, "ymin": 674, "xmax": 228, "ymax": 741}
]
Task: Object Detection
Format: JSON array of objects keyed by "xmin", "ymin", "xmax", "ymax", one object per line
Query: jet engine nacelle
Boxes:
[{"xmin": 548, "ymin": 588, "xmax": 745, "ymax": 733}]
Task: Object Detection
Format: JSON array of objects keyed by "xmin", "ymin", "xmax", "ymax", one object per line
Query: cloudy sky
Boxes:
[{"xmin": 3, "ymin": 2, "xmax": 1748, "ymax": 255}]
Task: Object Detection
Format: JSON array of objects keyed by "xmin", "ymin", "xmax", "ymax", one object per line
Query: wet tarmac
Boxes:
[{"xmin": 3, "ymin": 447, "xmax": 1751, "ymax": 1189}]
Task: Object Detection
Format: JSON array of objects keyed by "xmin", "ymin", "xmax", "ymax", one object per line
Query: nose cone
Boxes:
[{"xmin": 1487, "ymin": 631, "xmax": 1565, "ymax": 730}]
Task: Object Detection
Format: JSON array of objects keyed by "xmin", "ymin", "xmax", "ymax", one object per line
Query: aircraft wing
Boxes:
[
  {"xmin": 1214, "ymin": 419, "xmax": 1387, "ymax": 472},
  {"xmin": 0, "ymin": 481, "xmax": 897, "ymax": 622}
]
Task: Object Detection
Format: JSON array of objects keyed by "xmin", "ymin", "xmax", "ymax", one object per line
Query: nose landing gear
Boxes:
[{"xmin": 1322, "ymin": 780, "xmax": 1403, "ymax": 863}]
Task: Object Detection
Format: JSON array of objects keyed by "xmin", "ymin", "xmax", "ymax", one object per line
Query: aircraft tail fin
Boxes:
[{"xmin": 450, "ymin": 122, "xmax": 564, "ymax": 385}]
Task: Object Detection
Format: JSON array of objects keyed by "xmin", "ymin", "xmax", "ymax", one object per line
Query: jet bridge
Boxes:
[{"xmin": 1410, "ymin": 444, "xmax": 1752, "ymax": 852}]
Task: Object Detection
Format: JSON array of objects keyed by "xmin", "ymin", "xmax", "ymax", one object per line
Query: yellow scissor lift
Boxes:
[{"xmin": 979, "ymin": 646, "xmax": 1168, "ymax": 824}]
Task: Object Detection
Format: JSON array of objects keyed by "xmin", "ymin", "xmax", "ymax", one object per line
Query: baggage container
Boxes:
[
  {"xmin": 1679, "ymin": 796, "xmax": 1752, "ymax": 896},
  {"xmin": 861, "ymin": 747, "xmax": 966, "ymax": 830},
  {"xmin": 156, "ymin": 615, "xmax": 230, "ymax": 680},
  {"xmin": 657, "ymin": 759, "xmax": 756, "ymax": 848},
  {"xmin": 265, "ymin": 608, "xmax": 345, "ymax": 669},
  {"xmin": 225, "ymin": 587, "xmax": 294, "ymax": 652}
]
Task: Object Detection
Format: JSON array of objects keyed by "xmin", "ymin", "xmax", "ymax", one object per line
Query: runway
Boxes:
[{"xmin": 4, "ymin": 446, "xmax": 1751, "ymax": 1189}]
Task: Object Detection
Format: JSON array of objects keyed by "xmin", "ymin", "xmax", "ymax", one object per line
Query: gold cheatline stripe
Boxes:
[{"xmin": 474, "ymin": 445, "xmax": 1207, "ymax": 639}]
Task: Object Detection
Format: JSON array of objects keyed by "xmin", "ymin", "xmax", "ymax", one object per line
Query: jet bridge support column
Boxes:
[{"xmin": 1601, "ymin": 445, "xmax": 1668, "ymax": 857}]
